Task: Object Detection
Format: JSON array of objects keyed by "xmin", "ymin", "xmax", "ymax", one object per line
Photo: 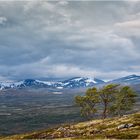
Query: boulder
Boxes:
[
  {"xmin": 117, "ymin": 123, "xmax": 134, "ymax": 130},
  {"xmin": 57, "ymin": 127, "xmax": 66, "ymax": 132}
]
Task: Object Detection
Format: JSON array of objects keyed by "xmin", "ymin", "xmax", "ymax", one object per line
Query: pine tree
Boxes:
[
  {"xmin": 75, "ymin": 84, "xmax": 137, "ymax": 120},
  {"xmin": 111, "ymin": 86, "xmax": 137, "ymax": 117},
  {"xmin": 99, "ymin": 84, "xmax": 118, "ymax": 119},
  {"xmin": 75, "ymin": 87, "xmax": 100, "ymax": 119}
]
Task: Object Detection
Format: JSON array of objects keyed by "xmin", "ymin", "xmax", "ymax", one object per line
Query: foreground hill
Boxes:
[{"xmin": 3, "ymin": 112, "xmax": 140, "ymax": 139}]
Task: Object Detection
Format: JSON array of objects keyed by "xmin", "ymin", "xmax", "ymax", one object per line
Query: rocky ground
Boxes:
[{"xmin": 2, "ymin": 112, "xmax": 140, "ymax": 139}]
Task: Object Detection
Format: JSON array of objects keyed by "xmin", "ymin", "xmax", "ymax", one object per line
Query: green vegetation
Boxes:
[
  {"xmin": 75, "ymin": 84, "xmax": 137, "ymax": 119},
  {"xmin": 0, "ymin": 85, "xmax": 139, "ymax": 139},
  {"xmin": 75, "ymin": 87, "xmax": 100, "ymax": 118},
  {"xmin": 2, "ymin": 112, "xmax": 140, "ymax": 139},
  {"xmin": 111, "ymin": 86, "xmax": 137, "ymax": 117},
  {"xmin": 0, "ymin": 91, "xmax": 84, "ymax": 135},
  {"xmin": 99, "ymin": 84, "xmax": 118, "ymax": 118}
]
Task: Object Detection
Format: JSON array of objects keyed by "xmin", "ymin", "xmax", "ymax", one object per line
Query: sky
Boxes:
[{"xmin": 0, "ymin": 0, "xmax": 140, "ymax": 81}]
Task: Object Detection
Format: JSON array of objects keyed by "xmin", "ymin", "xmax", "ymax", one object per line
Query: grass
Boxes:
[{"xmin": 2, "ymin": 112, "xmax": 140, "ymax": 139}]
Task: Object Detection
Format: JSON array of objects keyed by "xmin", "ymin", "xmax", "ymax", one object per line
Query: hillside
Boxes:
[
  {"xmin": 1, "ymin": 74, "xmax": 140, "ymax": 91},
  {"xmin": 2, "ymin": 112, "xmax": 140, "ymax": 139},
  {"xmin": 0, "ymin": 77, "xmax": 104, "ymax": 90}
]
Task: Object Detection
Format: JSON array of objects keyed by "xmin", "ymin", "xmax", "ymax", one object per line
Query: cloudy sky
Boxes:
[{"xmin": 0, "ymin": 0, "xmax": 140, "ymax": 81}]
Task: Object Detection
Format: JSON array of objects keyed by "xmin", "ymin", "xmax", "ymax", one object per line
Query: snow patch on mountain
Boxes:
[
  {"xmin": 109, "ymin": 74, "xmax": 140, "ymax": 85},
  {"xmin": 0, "ymin": 77, "xmax": 105, "ymax": 90},
  {"xmin": 85, "ymin": 78, "xmax": 97, "ymax": 83},
  {"xmin": 35, "ymin": 80, "xmax": 55, "ymax": 86}
]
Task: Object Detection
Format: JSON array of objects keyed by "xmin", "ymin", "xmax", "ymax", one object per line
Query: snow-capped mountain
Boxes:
[
  {"xmin": 0, "ymin": 77, "xmax": 104, "ymax": 90},
  {"xmin": 1, "ymin": 75, "xmax": 140, "ymax": 91},
  {"xmin": 61, "ymin": 77, "xmax": 104, "ymax": 88},
  {"xmin": 109, "ymin": 74, "xmax": 140, "ymax": 85}
]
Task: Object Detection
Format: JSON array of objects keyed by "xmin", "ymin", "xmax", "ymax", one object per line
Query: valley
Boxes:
[{"xmin": 0, "ymin": 89, "xmax": 85, "ymax": 136}]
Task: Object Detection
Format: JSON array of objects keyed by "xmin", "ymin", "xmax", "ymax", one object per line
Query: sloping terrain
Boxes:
[
  {"xmin": 1, "ymin": 75, "xmax": 140, "ymax": 91},
  {"xmin": 0, "ymin": 77, "xmax": 104, "ymax": 90},
  {"xmin": 2, "ymin": 112, "xmax": 140, "ymax": 139},
  {"xmin": 109, "ymin": 74, "xmax": 140, "ymax": 85}
]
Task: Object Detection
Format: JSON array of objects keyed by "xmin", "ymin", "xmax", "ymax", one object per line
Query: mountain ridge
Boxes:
[
  {"xmin": 0, "ymin": 77, "xmax": 104, "ymax": 90},
  {"xmin": 0, "ymin": 74, "xmax": 140, "ymax": 91},
  {"xmin": 108, "ymin": 74, "xmax": 140, "ymax": 85}
]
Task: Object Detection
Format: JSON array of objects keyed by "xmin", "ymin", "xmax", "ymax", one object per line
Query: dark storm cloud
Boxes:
[{"xmin": 0, "ymin": 0, "xmax": 140, "ymax": 81}]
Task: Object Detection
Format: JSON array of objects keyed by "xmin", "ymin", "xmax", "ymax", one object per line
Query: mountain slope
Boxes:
[
  {"xmin": 3, "ymin": 112, "xmax": 140, "ymax": 139},
  {"xmin": 61, "ymin": 77, "xmax": 104, "ymax": 88},
  {"xmin": 1, "ymin": 74, "xmax": 140, "ymax": 91},
  {"xmin": 0, "ymin": 77, "xmax": 104, "ymax": 90},
  {"xmin": 109, "ymin": 74, "xmax": 140, "ymax": 85}
]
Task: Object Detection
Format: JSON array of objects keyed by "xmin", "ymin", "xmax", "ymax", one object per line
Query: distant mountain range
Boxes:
[
  {"xmin": 0, "ymin": 77, "xmax": 104, "ymax": 90},
  {"xmin": 0, "ymin": 74, "xmax": 140, "ymax": 90},
  {"xmin": 109, "ymin": 74, "xmax": 140, "ymax": 85}
]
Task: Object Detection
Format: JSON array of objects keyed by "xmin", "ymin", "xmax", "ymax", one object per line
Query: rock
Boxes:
[
  {"xmin": 127, "ymin": 123, "xmax": 134, "ymax": 128},
  {"xmin": 117, "ymin": 124, "xmax": 125, "ymax": 129},
  {"xmin": 117, "ymin": 123, "xmax": 134, "ymax": 130},
  {"xmin": 57, "ymin": 127, "xmax": 66, "ymax": 132},
  {"xmin": 56, "ymin": 127, "xmax": 73, "ymax": 138}
]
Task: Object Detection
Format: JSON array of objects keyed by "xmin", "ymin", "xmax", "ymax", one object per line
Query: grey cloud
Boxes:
[
  {"xmin": 0, "ymin": 1, "xmax": 140, "ymax": 80},
  {"xmin": 0, "ymin": 16, "xmax": 7, "ymax": 25}
]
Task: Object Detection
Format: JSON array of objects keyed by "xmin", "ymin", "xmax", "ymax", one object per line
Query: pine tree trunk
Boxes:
[
  {"xmin": 118, "ymin": 106, "xmax": 121, "ymax": 118},
  {"xmin": 103, "ymin": 102, "xmax": 107, "ymax": 119}
]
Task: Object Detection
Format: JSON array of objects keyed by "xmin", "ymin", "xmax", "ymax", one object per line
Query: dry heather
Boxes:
[{"xmin": 2, "ymin": 112, "xmax": 140, "ymax": 139}]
